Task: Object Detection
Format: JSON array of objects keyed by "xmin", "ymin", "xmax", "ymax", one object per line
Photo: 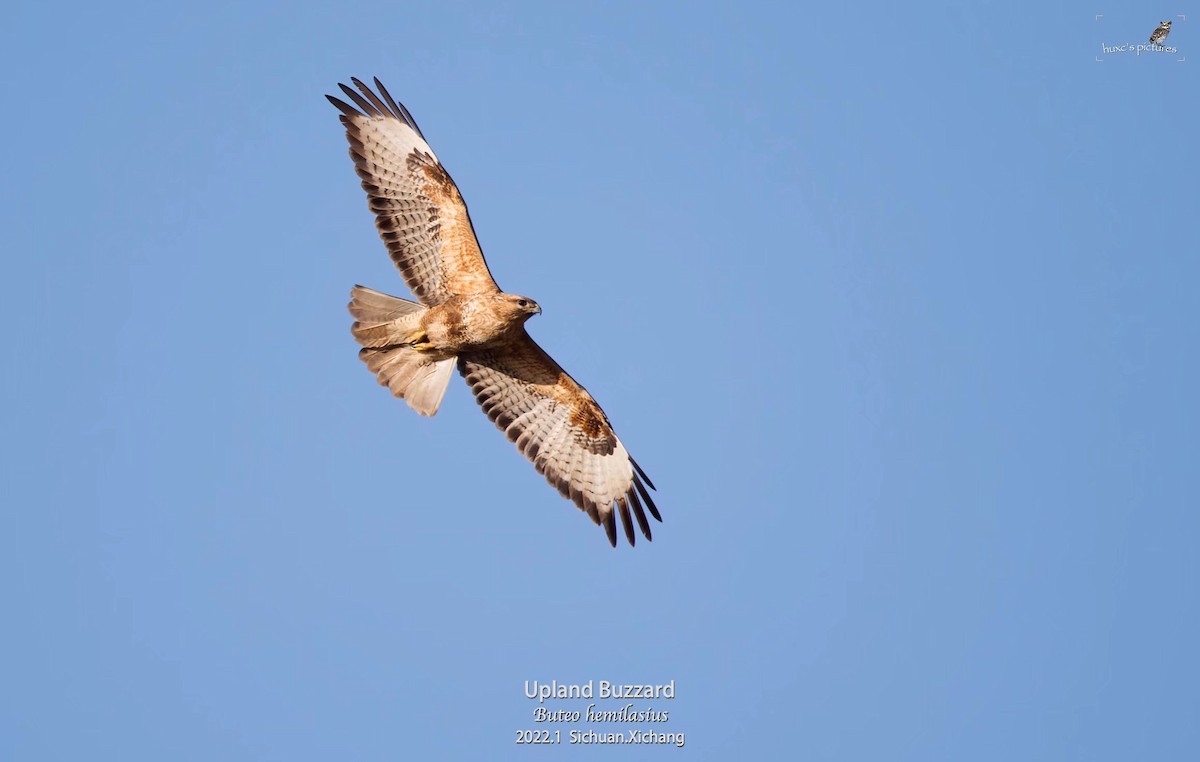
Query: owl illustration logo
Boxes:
[{"xmin": 1149, "ymin": 21, "xmax": 1172, "ymax": 45}]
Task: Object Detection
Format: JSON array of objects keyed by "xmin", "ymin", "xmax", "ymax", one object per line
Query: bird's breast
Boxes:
[{"xmin": 423, "ymin": 295, "xmax": 520, "ymax": 351}]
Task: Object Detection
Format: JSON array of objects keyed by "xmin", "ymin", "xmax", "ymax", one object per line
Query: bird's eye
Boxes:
[{"xmin": 518, "ymin": 299, "xmax": 528, "ymax": 307}]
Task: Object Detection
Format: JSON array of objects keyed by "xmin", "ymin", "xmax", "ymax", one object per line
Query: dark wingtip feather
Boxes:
[
  {"xmin": 628, "ymin": 487, "xmax": 652, "ymax": 541},
  {"xmin": 338, "ymin": 82, "xmax": 382, "ymax": 117},
  {"xmin": 373, "ymin": 77, "xmax": 428, "ymax": 141},
  {"xmin": 603, "ymin": 511, "xmax": 617, "ymax": 547},
  {"xmin": 326, "ymin": 93, "xmax": 362, "ymax": 117},
  {"xmin": 630, "ymin": 456, "xmax": 656, "ymax": 491},
  {"xmin": 351, "ymin": 77, "xmax": 393, "ymax": 118},
  {"xmin": 617, "ymin": 498, "xmax": 636, "ymax": 547},
  {"xmin": 373, "ymin": 77, "xmax": 402, "ymax": 114},
  {"xmin": 632, "ymin": 472, "xmax": 662, "ymax": 523},
  {"xmin": 372, "ymin": 77, "xmax": 427, "ymax": 139}
]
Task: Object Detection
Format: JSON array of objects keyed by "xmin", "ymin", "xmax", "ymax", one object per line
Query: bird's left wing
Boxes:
[
  {"xmin": 458, "ymin": 335, "xmax": 660, "ymax": 547},
  {"xmin": 327, "ymin": 77, "xmax": 500, "ymax": 305}
]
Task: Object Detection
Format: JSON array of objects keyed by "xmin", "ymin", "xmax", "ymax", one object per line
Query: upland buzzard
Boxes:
[{"xmin": 328, "ymin": 78, "xmax": 660, "ymax": 547}]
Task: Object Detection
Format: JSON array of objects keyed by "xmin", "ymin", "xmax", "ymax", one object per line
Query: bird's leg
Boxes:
[{"xmin": 402, "ymin": 329, "xmax": 435, "ymax": 352}]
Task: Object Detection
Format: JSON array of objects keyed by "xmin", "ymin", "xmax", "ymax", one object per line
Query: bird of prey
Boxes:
[
  {"xmin": 327, "ymin": 77, "xmax": 660, "ymax": 547},
  {"xmin": 1150, "ymin": 20, "xmax": 1172, "ymax": 45}
]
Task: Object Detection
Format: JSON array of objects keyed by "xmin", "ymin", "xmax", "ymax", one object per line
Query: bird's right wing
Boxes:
[{"xmin": 328, "ymin": 77, "xmax": 500, "ymax": 305}]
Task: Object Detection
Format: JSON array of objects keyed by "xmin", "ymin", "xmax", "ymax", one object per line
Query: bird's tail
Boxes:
[{"xmin": 348, "ymin": 285, "xmax": 456, "ymax": 416}]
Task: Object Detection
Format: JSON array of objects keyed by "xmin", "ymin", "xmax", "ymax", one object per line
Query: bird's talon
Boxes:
[{"xmin": 403, "ymin": 330, "xmax": 431, "ymax": 349}]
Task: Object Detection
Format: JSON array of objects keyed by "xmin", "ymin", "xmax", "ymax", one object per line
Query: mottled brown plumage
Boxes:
[{"xmin": 329, "ymin": 77, "xmax": 660, "ymax": 547}]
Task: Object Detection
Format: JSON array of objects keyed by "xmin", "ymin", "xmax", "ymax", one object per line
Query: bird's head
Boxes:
[{"xmin": 497, "ymin": 293, "xmax": 542, "ymax": 323}]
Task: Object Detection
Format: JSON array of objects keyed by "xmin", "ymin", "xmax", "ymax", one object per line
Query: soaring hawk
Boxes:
[{"xmin": 327, "ymin": 78, "xmax": 661, "ymax": 547}]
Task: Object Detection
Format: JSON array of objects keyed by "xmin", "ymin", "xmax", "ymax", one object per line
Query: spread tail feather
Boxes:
[
  {"xmin": 348, "ymin": 285, "xmax": 455, "ymax": 416},
  {"xmin": 359, "ymin": 346, "xmax": 455, "ymax": 415},
  {"xmin": 349, "ymin": 284, "xmax": 425, "ymax": 347}
]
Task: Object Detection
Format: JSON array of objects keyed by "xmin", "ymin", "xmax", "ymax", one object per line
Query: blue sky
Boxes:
[{"xmin": 3, "ymin": 1, "xmax": 1197, "ymax": 759}]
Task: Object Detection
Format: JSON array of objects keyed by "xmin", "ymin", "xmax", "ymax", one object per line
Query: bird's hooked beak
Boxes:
[{"xmin": 533, "ymin": 303, "xmax": 542, "ymax": 315}]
